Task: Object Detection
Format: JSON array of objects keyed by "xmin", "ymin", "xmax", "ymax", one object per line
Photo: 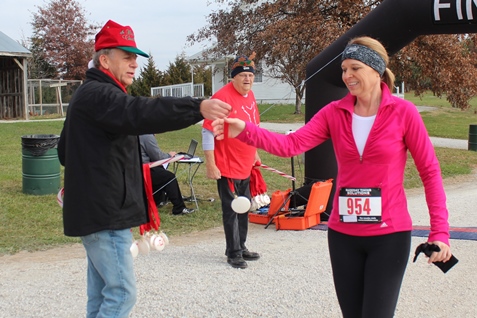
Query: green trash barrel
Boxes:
[
  {"xmin": 21, "ymin": 134, "xmax": 61, "ymax": 195},
  {"xmin": 469, "ymin": 124, "xmax": 477, "ymax": 152}
]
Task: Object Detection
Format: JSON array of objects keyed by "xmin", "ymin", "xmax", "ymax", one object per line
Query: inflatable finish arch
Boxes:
[{"xmin": 305, "ymin": 0, "xmax": 477, "ymax": 213}]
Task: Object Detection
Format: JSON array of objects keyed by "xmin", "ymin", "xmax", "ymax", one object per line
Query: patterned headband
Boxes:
[{"xmin": 341, "ymin": 44, "xmax": 386, "ymax": 76}]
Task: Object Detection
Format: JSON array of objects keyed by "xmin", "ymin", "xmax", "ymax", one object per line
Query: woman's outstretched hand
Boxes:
[{"xmin": 211, "ymin": 117, "xmax": 246, "ymax": 140}]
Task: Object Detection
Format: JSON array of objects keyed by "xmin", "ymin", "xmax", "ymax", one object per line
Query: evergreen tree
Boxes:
[
  {"xmin": 129, "ymin": 54, "xmax": 163, "ymax": 97},
  {"xmin": 192, "ymin": 64, "xmax": 212, "ymax": 97},
  {"xmin": 163, "ymin": 54, "xmax": 191, "ymax": 85}
]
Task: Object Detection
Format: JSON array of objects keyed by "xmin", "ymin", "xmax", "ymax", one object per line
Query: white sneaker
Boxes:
[
  {"xmin": 173, "ymin": 208, "xmax": 195, "ymax": 215},
  {"xmin": 181, "ymin": 208, "xmax": 195, "ymax": 214}
]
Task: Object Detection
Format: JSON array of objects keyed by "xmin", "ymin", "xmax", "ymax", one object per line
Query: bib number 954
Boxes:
[{"xmin": 339, "ymin": 188, "xmax": 382, "ymax": 223}]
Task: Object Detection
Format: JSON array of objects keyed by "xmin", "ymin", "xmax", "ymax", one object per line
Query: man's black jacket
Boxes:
[{"xmin": 58, "ymin": 68, "xmax": 203, "ymax": 237}]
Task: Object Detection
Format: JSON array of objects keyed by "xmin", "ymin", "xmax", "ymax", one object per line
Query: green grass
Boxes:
[
  {"xmin": 1, "ymin": 93, "xmax": 477, "ymax": 255},
  {"xmin": 257, "ymin": 92, "xmax": 477, "ymax": 140},
  {"xmin": 0, "ymin": 122, "xmax": 295, "ymax": 254},
  {"xmin": 405, "ymin": 90, "xmax": 477, "ymax": 109},
  {"xmin": 420, "ymin": 109, "xmax": 477, "ymax": 139},
  {"xmin": 258, "ymin": 104, "xmax": 306, "ymax": 123},
  {"xmin": 405, "ymin": 91, "xmax": 477, "ymax": 139}
]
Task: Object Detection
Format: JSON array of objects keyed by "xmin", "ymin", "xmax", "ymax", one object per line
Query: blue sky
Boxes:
[{"xmin": 0, "ymin": 0, "xmax": 221, "ymax": 70}]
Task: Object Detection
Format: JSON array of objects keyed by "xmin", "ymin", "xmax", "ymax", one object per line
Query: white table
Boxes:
[{"xmin": 173, "ymin": 157, "xmax": 204, "ymax": 210}]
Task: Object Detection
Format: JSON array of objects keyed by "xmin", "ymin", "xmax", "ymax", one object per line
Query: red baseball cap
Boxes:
[{"xmin": 95, "ymin": 20, "xmax": 149, "ymax": 58}]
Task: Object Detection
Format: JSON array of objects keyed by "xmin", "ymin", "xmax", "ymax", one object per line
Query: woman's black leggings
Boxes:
[{"xmin": 328, "ymin": 229, "xmax": 411, "ymax": 318}]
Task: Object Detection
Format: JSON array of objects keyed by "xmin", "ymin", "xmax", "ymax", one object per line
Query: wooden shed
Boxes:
[{"xmin": 0, "ymin": 31, "xmax": 32, "ymax": 120}]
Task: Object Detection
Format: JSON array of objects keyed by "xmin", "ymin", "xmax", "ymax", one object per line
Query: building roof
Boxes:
[
  {"xmin": 0, "ymin": 31, "xmax": 31, "ymax": 57},
  {"xmin": 187, "ymin": 48, "xmax": 233, "ymax": 65}
]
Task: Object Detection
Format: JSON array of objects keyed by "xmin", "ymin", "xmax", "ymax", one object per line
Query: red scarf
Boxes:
[
  {"xmin": 140, "ymin": 163, "xmax": 161, "ymax": 235},
  {"xmin": 100, "ymin": 69, "xmax": 127, "ymax": 93}
]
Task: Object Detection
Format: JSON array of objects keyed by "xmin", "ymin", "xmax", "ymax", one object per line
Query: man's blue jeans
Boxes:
[{"xmin": 81, "ymin": 229, "xmax": 137, "ymax": 318}]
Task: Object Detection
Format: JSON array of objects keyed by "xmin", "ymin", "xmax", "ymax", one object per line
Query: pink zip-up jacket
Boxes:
[{"xmin": 237, "ymin": 83, "xmax": 450, "ymax": 245}]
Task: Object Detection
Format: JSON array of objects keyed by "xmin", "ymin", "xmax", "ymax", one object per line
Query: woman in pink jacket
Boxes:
[{"xmin": 213, "ymin": 36, "xmax": 452, "ymax": 317}]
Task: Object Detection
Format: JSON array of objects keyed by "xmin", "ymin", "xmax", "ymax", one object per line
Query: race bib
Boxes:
[{"xmin": 338, "ymin": 188, "xmax": 382, "ymax": 223}]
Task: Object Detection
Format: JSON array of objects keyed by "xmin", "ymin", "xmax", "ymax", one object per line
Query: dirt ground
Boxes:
[
  {"xmin": 0, "ymin": 170, "xmax": 476, "ymax": 318},
  {"xmin": 2, "ymin": 169, "xmax": 476, "ymax": 268}
]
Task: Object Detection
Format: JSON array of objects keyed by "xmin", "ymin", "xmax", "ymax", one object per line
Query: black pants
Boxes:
[
  {"xmin": 328, "ymin": 228, "xmax": 411, "ymax": 318},
  {"xmin": 217, "ymin": 177, "xmax": 251, "ymax": 258},
  {"xmin": 150, "ymin": 166, "xmax": 186, "ymax": 215}
]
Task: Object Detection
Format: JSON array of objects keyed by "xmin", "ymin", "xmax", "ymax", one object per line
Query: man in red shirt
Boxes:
[{"xmin": 202, "ymin": 53, "xmax": 261, "ymax": 269}]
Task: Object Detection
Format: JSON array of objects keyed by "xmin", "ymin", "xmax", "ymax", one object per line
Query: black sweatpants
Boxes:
[
  {"xmin": 217, "ymin": 177, "xmax": 251, "ymax": 258},
  {"xmin": 150, "ymin": 166, "xmax": 186, "ymax": 215},
  {"xmin": 328, "ymin": 228, "xmax": 411, "ymax": 318}
]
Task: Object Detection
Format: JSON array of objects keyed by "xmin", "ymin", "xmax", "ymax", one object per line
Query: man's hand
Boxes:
[
  {"xmin": 203, "ymin": 150, "xmax": 220, "ymax": 180},
  {"xmin": 199, "ymin": 99, "xmax": 231, "ymax": 120},
  {"xmin": 206, "ymin": 165, "xmax": 221, "ymax": 180},
  {"xmin": 254, "ymin": 151, "xmax": 261, "ymax": 167},
  {"xmin": 212, "ymin": 117, "xmax": 246, "ymax": 140}
]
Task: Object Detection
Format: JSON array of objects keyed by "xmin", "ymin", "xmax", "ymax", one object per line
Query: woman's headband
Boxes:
[{"xmin": 341, "ymin": 44, "xmax": 386, "ymax": 76}]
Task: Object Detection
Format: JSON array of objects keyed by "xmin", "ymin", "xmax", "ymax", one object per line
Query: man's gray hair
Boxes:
[{"xmin": 92, "ymin": 48, "xmax": 112, "ymax": 68}]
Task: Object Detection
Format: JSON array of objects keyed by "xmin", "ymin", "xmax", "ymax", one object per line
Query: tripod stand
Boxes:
[{"xmin": 264, "ymin": 154, "xmax": 308, "ymax": 229}]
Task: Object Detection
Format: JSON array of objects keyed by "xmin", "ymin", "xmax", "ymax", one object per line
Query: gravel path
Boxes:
[{"xmin": 1, "ymin": 171, "xmax": 476, "ymax": 318}]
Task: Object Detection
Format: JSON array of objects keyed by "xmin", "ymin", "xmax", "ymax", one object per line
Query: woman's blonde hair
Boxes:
[{"xmin": 348, "ymin": 36, "xmax": 395, "ymax": 89}]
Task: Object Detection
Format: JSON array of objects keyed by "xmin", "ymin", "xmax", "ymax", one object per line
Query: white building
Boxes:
[{"xmin": 187, "ymin": 50, "xmax": 302, "ymax": 104}]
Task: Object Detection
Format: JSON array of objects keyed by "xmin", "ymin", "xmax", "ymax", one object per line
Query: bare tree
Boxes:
[
  {"xmin": 30, "ymin": 0, "xmax": 99, "ymax": 80},
  {"xmin": 188, "ymin": 0, "xmax": 373, "ymax": 113},
  {"xmin": 389, "ymin": 34, "xmax": 477, "ymax": 109},
  {"xmin": 189, "ymin": 0, "xmax": 477, "ymax": 110}
]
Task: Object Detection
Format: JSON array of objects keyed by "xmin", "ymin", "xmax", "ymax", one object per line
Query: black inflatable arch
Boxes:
[{"xmin": 305, "ymin": 0, "xmax": 477, "ymax": 213}]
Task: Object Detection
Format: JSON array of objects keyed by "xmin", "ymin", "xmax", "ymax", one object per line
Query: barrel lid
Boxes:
[{"xmin": 21, "ymin": 134, "xmax": 60, "ymax": 140}]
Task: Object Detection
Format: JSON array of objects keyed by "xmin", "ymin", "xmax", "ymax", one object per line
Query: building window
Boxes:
[{"xmin": 254, "ymin": 61, "xmax": 263, "ymax": 83}]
